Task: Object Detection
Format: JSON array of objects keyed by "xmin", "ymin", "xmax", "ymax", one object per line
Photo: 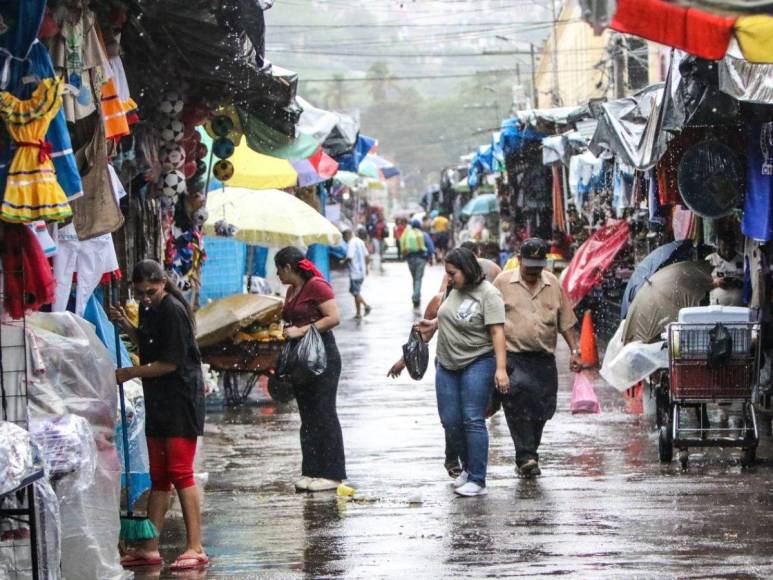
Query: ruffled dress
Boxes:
[{"xmin": 0, "ymin": 77, "xmax": 71, "ymax": 222}]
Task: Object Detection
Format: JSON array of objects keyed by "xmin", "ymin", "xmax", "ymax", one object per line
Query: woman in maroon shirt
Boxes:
[{"xmin": 275, "ymin": 247, "xmax": 346, "ymax": 492}]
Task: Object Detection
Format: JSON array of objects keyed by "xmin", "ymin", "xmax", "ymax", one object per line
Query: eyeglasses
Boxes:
[{"xmin": 135, "ymin": 287, "xmax": 159, "ymax": 298}]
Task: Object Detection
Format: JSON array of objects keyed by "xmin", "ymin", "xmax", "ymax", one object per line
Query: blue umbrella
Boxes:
[
  {"xmin": 621, "ymin": 240, "xmax": 694, "ymax": 319},
  {"xmin": 461, "ymin": 193, "xmax": 499, "ymax": 218}
]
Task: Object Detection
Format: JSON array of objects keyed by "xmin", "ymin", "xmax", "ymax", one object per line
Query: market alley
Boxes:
[{"xmin": 142, "ymin": 262, "xmax": 773, "ymax": 579}]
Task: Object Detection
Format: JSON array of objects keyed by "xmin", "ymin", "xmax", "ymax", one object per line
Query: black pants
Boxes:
[
  {"xmin": 502, "ymin": 410, "xmax": 546, "ymax": 466},
  {"xmin": 293, "ymin": 332, "xmax": 346, "ymax": 481}
]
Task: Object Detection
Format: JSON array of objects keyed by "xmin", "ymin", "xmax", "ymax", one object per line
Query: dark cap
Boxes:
[{"xmin": 520, "ymin": 238, "xmax": 547, "ymax": 268}]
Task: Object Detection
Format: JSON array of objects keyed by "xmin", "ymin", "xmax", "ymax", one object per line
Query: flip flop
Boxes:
[
  {"xmin": 169, "ymin": 553, "xmax": 209, "ymax": 571},
  {"xmin": 120, "ymin": 555, "xmax": 163, "ymax": 568}
]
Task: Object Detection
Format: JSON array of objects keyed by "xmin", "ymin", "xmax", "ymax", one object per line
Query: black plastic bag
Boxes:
[
  {"xmin": 277, "ymin": 325, "xmax": 327, "ymax": 384},
  {"xmin": 708, "ymin": 323, "xmax": 733, "ymax": 369},
  {"xmin": 402, "ymin": 328, "xmax": 429, "ymax": 380}
]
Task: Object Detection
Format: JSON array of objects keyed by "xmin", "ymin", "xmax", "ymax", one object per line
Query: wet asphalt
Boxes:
[{"xmin": 137, "ymin": 261, "xmax": 773, "ymax": 580}]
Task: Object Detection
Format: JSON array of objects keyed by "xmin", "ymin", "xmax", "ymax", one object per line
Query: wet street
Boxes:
[{"xmin": 143, "ymin": 262, "xmax": 773, "ymax": 579}]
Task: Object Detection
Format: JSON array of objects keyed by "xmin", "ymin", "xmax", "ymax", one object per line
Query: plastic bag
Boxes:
[
  {"xmin": 570, "ymin": 372, "xmax": 601, "ymax": 414},
  {"xmin": 402, "ymin": 328, "xmax": 429, "ymax": 381},
  {"xmin": 278, "ymin": 325, "xmax": 327, "ymax": 384},
  {"xmin": 268, "ymin": 374, "xmax": 295, "ymax": 403},
  {"xmin": 600, "ymin": 321, "xmax": 669, "ymax": 392},
  {"xmin": 708, "ymin": 323, "xmax": 733, "ymax": 368}
]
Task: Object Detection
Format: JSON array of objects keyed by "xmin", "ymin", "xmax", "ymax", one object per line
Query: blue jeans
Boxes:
[
  {"xmin": 406, "ymin": 254, "xmax": 427, "ymax": 305},
  {"xmin": 435, "ymin": 353, "xmax": 495, "ymax": 486}
]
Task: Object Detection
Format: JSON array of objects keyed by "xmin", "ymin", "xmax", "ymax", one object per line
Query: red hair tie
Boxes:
[{"xmin": 297, "ymin": 258, "xmax": 326, "ymax": 280}]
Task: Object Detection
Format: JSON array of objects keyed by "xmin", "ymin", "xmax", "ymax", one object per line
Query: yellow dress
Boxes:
[{"xmin": 0, "ymin": 78, "xmax": 72, "ymax": 223}]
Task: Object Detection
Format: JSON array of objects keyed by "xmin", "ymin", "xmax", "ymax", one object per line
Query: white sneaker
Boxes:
[
  {"xmin": 295, "ymin": 477, "xmax": 312, "ymax": 491},
  {"xmin": 454, "ymin": 482, "xmax": 488, "ymax": 497},
  {"xmin": 307, "ymin": 478, "xmax": 341, "ymax": 492},
  {"xmin": 452, "ymin": 471, "xmax": 469, "ymax": 488}
]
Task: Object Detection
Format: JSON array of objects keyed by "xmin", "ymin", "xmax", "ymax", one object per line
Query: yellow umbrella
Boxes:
[
  {"xmin": 222, "ymin": 140, "xmax": 298, "ymax": 190},
  {"xmin": 204, "ymin": 187, "xmax": 342, "ymax": 247}
]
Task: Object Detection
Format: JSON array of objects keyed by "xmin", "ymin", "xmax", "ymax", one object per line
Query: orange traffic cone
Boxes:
[{"xmin": 580, "ymin": 310, "xmax": 599, "ymax": 369}]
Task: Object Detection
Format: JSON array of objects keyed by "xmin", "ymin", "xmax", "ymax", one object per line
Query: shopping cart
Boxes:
[{"xmin": 658, "ymin": 316, "xmax": 761, "ymax": 469}]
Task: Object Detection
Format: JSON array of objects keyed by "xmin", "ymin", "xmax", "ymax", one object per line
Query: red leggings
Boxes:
[{"xmin": 147, "ymin": 436, "xmax": 197, "ymax": 492}]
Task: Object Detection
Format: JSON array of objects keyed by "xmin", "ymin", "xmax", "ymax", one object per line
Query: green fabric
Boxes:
[
  {"xmin": 237, "ymin": 109, "xmax": 319, "ymax": 160},
  {"xmin": 400, "ymin": 228, "xmax": 426, "ymax": 255}
]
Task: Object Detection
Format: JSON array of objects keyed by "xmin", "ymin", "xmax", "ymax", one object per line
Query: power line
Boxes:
[{"xmin": 267, "ymin": 18, "xmax": 574, "ymax": 28}]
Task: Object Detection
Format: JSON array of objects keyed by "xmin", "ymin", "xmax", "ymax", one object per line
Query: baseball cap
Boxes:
[
  {"xmin": 411, "ymin": 218, "xmax": 422, "ymax": 228},
  {"xmin": 520, "ymin": 238, "xmax": 547, "ymax": 268}
]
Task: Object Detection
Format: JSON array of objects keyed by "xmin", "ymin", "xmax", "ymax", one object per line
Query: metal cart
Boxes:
[
  {"xmin": 201, "ymin": 340, "xmax": 283, "ymax": 405},
  {"xmin": 658, "ymin": 321, "xmax": 761, "ymax": 469}
]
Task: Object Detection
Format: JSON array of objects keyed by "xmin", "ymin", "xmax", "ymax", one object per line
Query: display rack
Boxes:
[{"xmin": 0, "ymin": 232, "xmax": 41, "ymax": 580}]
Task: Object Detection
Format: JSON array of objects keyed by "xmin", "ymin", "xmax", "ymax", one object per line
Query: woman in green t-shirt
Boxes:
[{"xmin": 416, "ymin": 248, "xmax": 508, "ymax": 497}]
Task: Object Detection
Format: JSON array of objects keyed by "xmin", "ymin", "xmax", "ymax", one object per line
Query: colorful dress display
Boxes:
[{"xmin": 0, "ymin": 77, "xmax": 71, "ymax": 222}]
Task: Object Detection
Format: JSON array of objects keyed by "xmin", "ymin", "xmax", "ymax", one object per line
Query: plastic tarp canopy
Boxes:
[
  {"xmin": 291, "ymin": 159, "xmax": 325, "ymax": 187},
  {"xmin": 336, "ymin": 134, "xmax": 376, "ymax": 172},
  {"xmin": 121, "ymin": 0, "xmax": 300, "ymax": 134},
  {"xmin": 297, "ymin": 97, "xmax": 360, "ymax": 157},
  {"xmin": 720, "ymin": 49, "xmax": 773, "ymax": 104},
  {"xmin": 562, "ymin": 220, "xmax": 630, "ymax": 307},
  {"xmin": 197, "ymin": 294, "xmax": 284, "ymax": 348},
  {"xmin": 238, "ymin": 108, "xmax": 319, "ymax": 160},
  {"xmin": 516, "ymin": 106, "xmax": 583, "ymax": 128},
  {"xmin": 205, "ymin": 187, "xmax": 342, "ymax": 247},
  {"xmin": 309, "ymin": 147, "xmax": 339, "ymax": 179},
  {"xmin": 589, "ymin": 84, "xmax": 672, "ymax": 170},
  {"xmin": 622, "ymin": 261, "xmax": 713, "ymax": 344},
  {"xmin": 621, "ymin": 240, "xmax": 694, "ymax": 319},
  {"xmin": 542, "ymin": 130, "xmax": 589, "ymax": 166}
]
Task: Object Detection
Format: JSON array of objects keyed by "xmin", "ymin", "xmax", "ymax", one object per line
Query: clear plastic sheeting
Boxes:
[
  {"xmin": 116, "ymin": 379, "xmax": 151, "ymax": 512},
  {"xmin": 34, "ymin": 478, "xmax": 61, "ymax": 580},
  {"xmin": 30, "ymin": 415, "xmax": 97, "ymax": 501},
  {"xmin": 25, "ymin": 312, "xmax": 129, "ymax": 580},
  {"xmin": 720, "ymin": 50, "xmax": 773, "ymax": 105},
  {"xmin": 0, "ymin": 422, "xmax": 42, "ymax": 497},
  {"xmin": 601, "ymin": 322, "xmax": 669, "ymax": 392}
]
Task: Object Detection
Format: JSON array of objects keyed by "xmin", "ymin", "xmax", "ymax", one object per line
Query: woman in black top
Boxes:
[{"xmin": 111, "ymin": 260, "xmax": 208, "ymax": 571}]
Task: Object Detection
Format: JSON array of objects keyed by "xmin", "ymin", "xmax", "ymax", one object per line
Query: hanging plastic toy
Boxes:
[
  {"xmin": 213, "ymin": 137, "xmax": 235, "ymax": 160},
  {"xmin": 213, "ymin": 159, "xmax": 234, "ymax": 182}
]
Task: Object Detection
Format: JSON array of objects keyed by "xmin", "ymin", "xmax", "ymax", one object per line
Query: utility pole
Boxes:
[
  {"xmin": 550, "ymin": 0, "xmax": 561, "ymax": 106},
  {"xmin": 612, "ymin": 34, "xmax": 625, "ymax": 98},
  {"xmin": 530, "ymin": 43, "xmax": 537, "ymax": 109}
]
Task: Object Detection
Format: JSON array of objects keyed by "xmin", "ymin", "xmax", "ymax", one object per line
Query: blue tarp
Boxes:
[{"xmin": 336, "ymin": 134, "xmax": 376, "ymax": 172}]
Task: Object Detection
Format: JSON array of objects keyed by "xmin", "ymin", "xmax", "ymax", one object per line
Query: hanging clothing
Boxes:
[
  {"xmin": 0, "ymin": 0, "xmax": 83, "ymax": 203},
  {"xmin": 735, "ymin": 15, "xmax": 773, "ymax": 64},
  {"xmin": 612, "ymin": 160, "xmax": 635, "ymax": 215},
  {"xmin": 1, "ymin": 223, "xmax": 55, "ymax": 319},
  {"xmin": 551, "ymin": 165, "xmax": 566, "ymax": 233},
  {"xmin": 52, "ymin": 223, "xmax": 119, "ymax": 316},
  {"xmin": 647, "ymin": 170, "xmax": 665, "ymax": 225},
  {"xmin": 569, "ymin": 151, "xmax": 602, "ymax": 208},
  {"xmin": 611, "ymin": 0, "xmax": 736, "ymax": 61},
  {"xmin": 0, "ymin": 78, "xmax": 72, "ymax": 223},
  {"xmin": 742, "ymin": 121, "xmax": 773, "ymax": 242}
]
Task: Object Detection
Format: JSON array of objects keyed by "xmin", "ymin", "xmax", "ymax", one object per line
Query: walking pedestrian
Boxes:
[
  {"xmin": 387, "ymin": 282, "xmax": 464, "ymax": 478},
  {"xmin": 110, "ymin": 260, "xmax": 208, "ymax": 571},
  {"xmin": 493, "ymin": 238, "xmax": 581, "ymax": 478},
  {"xmin": 394, "ymin": 218, "xmax": 407, "ymax": 261},
  {"xmin": 416, "ymin": 248, "xmax": 508, "ymax": 497},
  {"xmin": 343, "ymin": 227, "xmax": 372, "ymax": 319},
  {"xmin": 431, "ymin": 212, "xmax": 451, "ymax": 261},
  {"xmin": 400, "ymin": 218, "xmax": 435, "ymax": 309},
  {"xmin": 460, "ymin": 241, "xmax": 502, "ymax": 283},
  {"xmin": 275, "ymin": 247, "xmax": 347, "ymax": 492}
]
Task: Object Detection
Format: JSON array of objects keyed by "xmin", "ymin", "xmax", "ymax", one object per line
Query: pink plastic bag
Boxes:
[{"xmin": 570, "ymin": 372, "xmax": 601, "ymax": 414}]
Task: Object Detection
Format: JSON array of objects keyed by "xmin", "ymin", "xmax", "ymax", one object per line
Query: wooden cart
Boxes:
[{"xmin": 200, "ymin": 340, "xmax": 283, "ymax": 405}]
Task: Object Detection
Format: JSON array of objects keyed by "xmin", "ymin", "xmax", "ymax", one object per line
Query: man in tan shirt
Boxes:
[{"xmin": 493, "ymin": 238, "xmax": 581, "ymax": 477}]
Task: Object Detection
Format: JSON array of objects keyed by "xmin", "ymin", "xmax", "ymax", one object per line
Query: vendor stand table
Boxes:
[{"xmin": 201, "ymin": 340, "xmax": 283, "ymax": 405}]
